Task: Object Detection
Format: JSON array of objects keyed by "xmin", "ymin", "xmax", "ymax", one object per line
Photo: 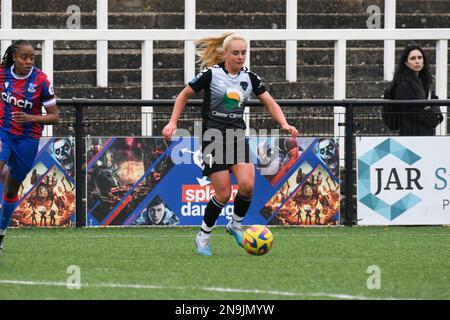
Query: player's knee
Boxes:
[
  {"xmin": 214, "ymin": 188, "xmax": 231, "ymax": 204},
  {"xmin": 238, "ymin": 181, "xmax": 254, "ymax": 197}
]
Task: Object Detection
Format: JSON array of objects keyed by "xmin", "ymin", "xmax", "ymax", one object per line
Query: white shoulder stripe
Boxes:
[{"xmin": 43, "ymin": 98, "xmax": 56, "ymax": 107}]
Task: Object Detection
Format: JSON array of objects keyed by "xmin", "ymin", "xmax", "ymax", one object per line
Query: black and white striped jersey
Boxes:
[{"xmin": 189, "ymin": 62, "xmax": 266, "ymax": 131}]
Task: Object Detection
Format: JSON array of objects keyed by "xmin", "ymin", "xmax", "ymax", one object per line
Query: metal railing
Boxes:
[{"xmin": 52, "ymin": 98, "xmax": 450, "ymax": 226}]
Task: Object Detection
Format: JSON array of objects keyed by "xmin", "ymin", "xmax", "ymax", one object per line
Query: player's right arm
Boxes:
[
  {"xmin": 162, "ymin": 85, "xmax": 196, "ymax": 143},
  {"xmin": 162, "ymin": 68, "xmax": 211, "ymax": 143}
]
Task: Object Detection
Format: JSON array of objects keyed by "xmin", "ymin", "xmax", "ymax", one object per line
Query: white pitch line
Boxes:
[
  {"xmin": 5, "ymin": 233, "xmax": 450, "ymax": 239},
  {"xmin": 0, "ymin": 279, "xmax": 411, "ymax": 300}
]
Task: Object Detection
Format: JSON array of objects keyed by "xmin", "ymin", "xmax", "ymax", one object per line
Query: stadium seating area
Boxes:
[{"xmin": 9, "ymin": 0, "xmax": 450, "ymax": 100}]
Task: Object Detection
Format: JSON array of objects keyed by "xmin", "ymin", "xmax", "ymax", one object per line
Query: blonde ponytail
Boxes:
[{"xmin": 195, "ymin": 32, "xmax": 247, "ymax": 70}]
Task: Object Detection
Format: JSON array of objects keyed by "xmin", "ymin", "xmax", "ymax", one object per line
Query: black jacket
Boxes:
[{"xmin": 393, "ymin": 74, "xmax": 443, "ymax": 136}]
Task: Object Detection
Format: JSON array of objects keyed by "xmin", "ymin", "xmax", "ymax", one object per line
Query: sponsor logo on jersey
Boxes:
[
  {"xmin": 223, "ymin": 88, "xmax": 243, "ymax": 111},
  {"xmin": 212, "ymin": 110, "xmax": 243, "ymax": 119},
  {"xmin": 1, "ymin": 91, "xmax": 33, "ymax": 109}
]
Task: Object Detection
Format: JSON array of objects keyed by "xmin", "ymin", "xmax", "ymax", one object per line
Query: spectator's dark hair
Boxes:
[
  {"xmin": 0, "ymin": 40, "xmax": 33, "ymax": 68},
  {"xmin": 149, "ymin": 196, "xmax": 163, "ymax": 207},
  {"xmin": 392, "ymin": 44, "xmax": 433, "ymax": 93}
]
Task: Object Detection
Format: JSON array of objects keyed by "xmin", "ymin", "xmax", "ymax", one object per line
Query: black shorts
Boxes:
[{"xmin": 201, "ymin": 134, "xmax": 253, "ymax": 177}]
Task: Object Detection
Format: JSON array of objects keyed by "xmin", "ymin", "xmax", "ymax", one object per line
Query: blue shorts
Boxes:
[{"xmin": 0, "ymin": 131, "xmax": 39, "ymax": 182}]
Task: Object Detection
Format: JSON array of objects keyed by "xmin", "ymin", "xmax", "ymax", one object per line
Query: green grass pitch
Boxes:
[{"xmin": 0, "ymin": 226, "xmax": 448, "ymax": 300}]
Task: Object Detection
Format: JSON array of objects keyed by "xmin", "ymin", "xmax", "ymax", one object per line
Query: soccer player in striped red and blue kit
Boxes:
[{"xmin": 0, "ymin": 40, "xmax": 59, "ymax": 254}]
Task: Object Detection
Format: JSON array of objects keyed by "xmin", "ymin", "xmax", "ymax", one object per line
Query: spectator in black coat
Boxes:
[{"xmin": 389, "ymin": 45, "xmax": 443, "ymax": 136}]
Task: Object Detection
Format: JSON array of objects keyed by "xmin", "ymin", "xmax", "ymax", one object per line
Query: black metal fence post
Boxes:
[
  {"xmin": 344, "ymin": 101, "xmax": 356, "ymax": 226},
  {"xmin": 74, "ymin": 98, "xmax": 86, "ymax": 227}
]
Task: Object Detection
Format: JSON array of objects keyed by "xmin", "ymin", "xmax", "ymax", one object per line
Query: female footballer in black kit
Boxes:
[{"xmin": 163, "ymin": 32, "xmax": 298, "ymax": 256}]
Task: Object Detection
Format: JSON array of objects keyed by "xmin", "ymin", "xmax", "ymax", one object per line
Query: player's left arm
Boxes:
[
  {"xmin": 12, "ymin": 104, "xmax": 59, "ymax": 124},
  {"xmin": 248, "ymin": 71, "xmax": 298, "ymax": 136},
  {"xmin": 258, "ymin": 92, "xmax": 298, "ymax": 137}
]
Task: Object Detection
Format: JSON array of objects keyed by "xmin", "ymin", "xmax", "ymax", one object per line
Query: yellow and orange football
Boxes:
[{"xmin": 243, "ymin": 225, "xmax": 273, "ymax": 256}]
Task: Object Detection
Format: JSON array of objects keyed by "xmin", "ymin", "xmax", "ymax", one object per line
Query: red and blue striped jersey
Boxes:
[{"xmin": 0, "ymin": 66, "xmax": 56, "ymax": 139}]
